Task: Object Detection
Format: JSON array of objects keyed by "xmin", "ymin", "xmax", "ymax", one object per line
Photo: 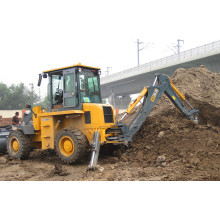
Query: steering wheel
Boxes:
[
  {"xmin": 57, "ymin": 89, "xmax": 63, "ymax": 95},
  {"xmin": 55, "ymin": 89, "xmax": 63, "ymax": 104}
]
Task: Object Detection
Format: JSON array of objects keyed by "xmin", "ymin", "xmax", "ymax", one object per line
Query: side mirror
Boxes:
[
  {"xmin": 25, "ymin": 104, "xmax": 32, "ymax": 109},
  {"xmin": 37, "ymin": 74, "xmax": 42, "ymax": 86}
]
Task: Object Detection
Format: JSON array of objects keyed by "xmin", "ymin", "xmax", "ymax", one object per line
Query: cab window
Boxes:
[
  {"xmin": 79, "ymin": 70, "xmax": 101, "ymax": 103},
  {"xmin": 52, "ymin": 74, "xmax": 63, "ymax": 105},
  {"xmin": 63, "ymin": 71, "xmax": 78, "ymax": 107},
  {"xmin": 64, "ymin": 74, "xmax": 75, "ymax": 93}
]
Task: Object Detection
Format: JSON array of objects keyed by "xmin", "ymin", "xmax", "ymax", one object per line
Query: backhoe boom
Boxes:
[{"xmin": 107, "ymin": 74, "xmax": 198, "ymax": 144}]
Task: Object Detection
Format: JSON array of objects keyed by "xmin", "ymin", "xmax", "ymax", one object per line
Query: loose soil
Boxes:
[{"xmin": 0, "ymin": 66, "xmax": 219, "ymax": 181}]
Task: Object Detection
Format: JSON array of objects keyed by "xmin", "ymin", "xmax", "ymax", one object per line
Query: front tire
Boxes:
[
  {"xmin": 55, "ymin": 128, "xmax": 89, "ymax": 164},
  {"xmin": 7, "ymin": 130, "xmax": 32, "ymax": 159}
]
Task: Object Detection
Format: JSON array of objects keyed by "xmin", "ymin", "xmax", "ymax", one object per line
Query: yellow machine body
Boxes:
[{"xmin": 31, "ymin": 104, "xmax": 116, "ymax": 150}]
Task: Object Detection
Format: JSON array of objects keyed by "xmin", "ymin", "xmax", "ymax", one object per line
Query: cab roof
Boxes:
[{"xmin": 43, "ymin": 63, "xmax": 100, "ymax": 73}]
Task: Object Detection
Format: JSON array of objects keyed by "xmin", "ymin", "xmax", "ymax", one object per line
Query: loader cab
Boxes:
[{"xmin": 40, "ymin": 64, "xmax": 102, "ymax": 111}]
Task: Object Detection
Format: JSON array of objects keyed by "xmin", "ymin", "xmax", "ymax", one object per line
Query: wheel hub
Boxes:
[
  {"xmin": 59, "ymin": 136, "xmax": 75, "ymax": 157},
  {"xmin": 12, "ymin": 139, "xmax": 19, "ymax": 152},
  {"xmin": 63, "ymin": 140, "xmax": 73, "ymax": 152}
]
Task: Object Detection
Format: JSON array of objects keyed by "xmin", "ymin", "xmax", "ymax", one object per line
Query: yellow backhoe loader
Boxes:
[{"xmin": 6, "ymin": 63, "xmax": 198, "ymax": 169}]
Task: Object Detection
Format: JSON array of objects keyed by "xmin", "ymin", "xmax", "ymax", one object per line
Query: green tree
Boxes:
[
  {"xmin": 0, "ymin": 83, "xmax": 10, "ymax": 108},
  {"xmin": 0, "ymin": 83, "xmax": 40, "ymax": 110}
]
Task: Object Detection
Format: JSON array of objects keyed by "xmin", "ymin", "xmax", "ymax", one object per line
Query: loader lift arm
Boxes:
[{"xmin": 107, "ymin": 74, "xmax": 198, "ymax": 143}]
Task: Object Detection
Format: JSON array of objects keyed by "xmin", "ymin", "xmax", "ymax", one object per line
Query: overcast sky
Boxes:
[{"xmin": 0, "ymin": 0, "xmax": 219, "ymax": 98}]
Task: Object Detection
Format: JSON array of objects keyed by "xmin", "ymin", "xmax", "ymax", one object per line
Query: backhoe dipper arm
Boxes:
[
  {"xmin": 117, "ymin": 74, "xmax": 198, "ymax": 143},
  {"xmin": 157, "ymin": 74, "xmax": 198, "ymax": 121}
]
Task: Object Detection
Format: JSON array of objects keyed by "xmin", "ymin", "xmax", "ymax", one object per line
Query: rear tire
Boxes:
[
  {"xmin": 55, "ymin": 128, "xmax": 89, "ymax": 164},
  {"xmin": 7, "ymin": 130, "xmax": 32, "ymax": 159}
]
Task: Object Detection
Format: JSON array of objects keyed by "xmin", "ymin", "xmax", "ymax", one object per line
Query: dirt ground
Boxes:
[{"xmin": 0, "ymin": 66, "xmax": 219, "ymax": 181}]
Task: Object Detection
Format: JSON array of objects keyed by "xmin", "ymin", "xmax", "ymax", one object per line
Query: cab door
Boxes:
[{"xmin": 63, "ymin": 68, "xmax": 78, "ymax": 108}]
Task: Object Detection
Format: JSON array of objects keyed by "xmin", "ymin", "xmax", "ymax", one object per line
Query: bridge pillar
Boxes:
[{"xmin": 108, "ymin": 95, "xmax": 131, "ymax": 110}]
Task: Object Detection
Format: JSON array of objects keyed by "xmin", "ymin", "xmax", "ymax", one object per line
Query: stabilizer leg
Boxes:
[{"xmin": 88, "ymin": 131, "xmax": 101, "ymax": 170}]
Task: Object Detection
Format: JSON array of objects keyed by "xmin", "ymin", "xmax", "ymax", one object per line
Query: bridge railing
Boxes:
[{"xmin": 101, "ymin": 40, "xmax": 220, "ymax": 84}]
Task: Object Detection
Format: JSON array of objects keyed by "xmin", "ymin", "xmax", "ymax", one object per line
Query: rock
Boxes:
[
  {"xmin": 179, "ymin": 152, "xmax": 185, "ymax": 157},
  {"xmin": 142, "ymin": 161, "xmax": 149, "ymax": 168},
  {"xmin": 156, "ymin": 155, "xmax": 166, "ymax": 163},
  {"xmin": 170, "ymin": 124, "xmax": 177, "ymax": 131},
  {"xmin": 108, "ymin": 165, "xmax": 116, "ymax": 170},
  {"xmin": 124, "ymin": 170, "xmax": 133, "ymax": 178},
  {"xmin": 0, "ymin": 157, "xmax": 7, "ymax": 164},
  {"xmin": 186, "ymin": 164, "xmax": 194, "ymax": 168},
  {"xmin": 52, "ymin": 164, "xmax": 69, "ymax": 176},
  {"xmin": 182, "ymin": 158, "xmax": 186, "ymax": 163},
  {"xmin": 137, "ymin": 170, "xmax": 147, "ymax": 177},
  {"xmin": 110, "ymin": 157, "xmax": 119, "ymax": 164},
  {"xmin": 121, "ymin": 155, "xmax": 128, "ymax": 162},
  {"xmin": 136, "ymin": 151, "xmax": 144, "ymax": 161},
  {"xmin": 206, "ymin": 139, "xmax": 214, "ymax": 147},
  {"xmin": 158, "ymin": 131, "xmax": 165, "ymax": 138},
  {"xmin": 189, "ymin": 157, "xmax": 200, "ymax": 166},
  {"xmin": 96, "ymin": 165, "xmax": 104, "ymax": 172},
  {"xmin": 161, "ymin": 162, "xmax": 166, "ymax": 167},
  {"xmin": 145, "ymin": 145, "xmax": 152, "ymax": 150}
]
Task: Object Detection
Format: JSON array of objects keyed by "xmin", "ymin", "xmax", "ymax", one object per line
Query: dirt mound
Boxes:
[
  {"xmin": 111, "ymin": 67, "xmax": 220, "ymax": 180},
  {"xmin": 170, "ymin": 67, "xmax": 220, "ymax": 127},
  {"xmin": 172, "ymin": 66, "xmax": 220, "ymax": 108},
  {"xmin": 124, "ymin": 110, "xmax": 220, "ymax": 180}
]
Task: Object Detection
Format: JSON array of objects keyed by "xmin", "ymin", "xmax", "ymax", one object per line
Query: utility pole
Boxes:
[
  {"xmin": 106, "ymin": 67, "xmax": 112, "ymax": 76},
  {"xmin": 29, "ymin": 83, "xmax": 34, "ymax": 107},
  {"xmin": 177, "ymin": 39, "xmax": 184, "ymax": 54},
  {"xmin": 111, "ymin": 89, "xmax": 116, "ymax": 110},
  {"xmin": 136, "ymin": 39, "xmax": 143, "ymax": 66}
]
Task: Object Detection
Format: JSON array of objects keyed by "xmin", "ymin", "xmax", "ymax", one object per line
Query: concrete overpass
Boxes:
[{"xmin": 100, "ymin": 40, "xmax": 220, "ymax": 108}]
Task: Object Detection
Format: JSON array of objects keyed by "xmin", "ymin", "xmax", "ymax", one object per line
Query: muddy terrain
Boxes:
[{"xmin": 0, "ymin": 66, "xmax": 219, "ymax": 181}]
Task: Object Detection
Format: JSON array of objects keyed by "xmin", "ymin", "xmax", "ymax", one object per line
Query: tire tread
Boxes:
[{"xmin": 55, "ymin": 127, "xmax": 88, "ymax": 164}]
